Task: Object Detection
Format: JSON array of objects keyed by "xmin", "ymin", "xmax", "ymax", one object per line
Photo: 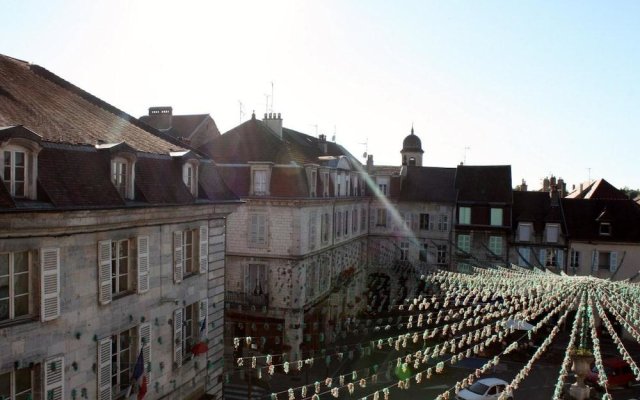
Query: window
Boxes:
[
  {"xmin": 360, "ymin": 208, "xmax": 367, "ymax": 231},
  {"xmin": 172, "ymin": 300, "xmax": 207, "ymax": 367},
  {"xmin": 419, "ymin": 241, "xmax": 428, "ymax": 262},
  {"xmin": 545, "ymin": 224, "xmax": 560, "ymax": 243},
  {"xmin": 111, "ymin": 327, "xmax": 135, "ymax": 395},
  {"xmin": 172, "ymin": 226, "xmax": 208, "ymax": 284},
  {"xmin": 111, "ymin": 239, "xmax": 130, "ymax": 295},
  {"xmin": 322, "ymin": 172, "xmax": 330, "ymax": 197},
  {"xmin": 249, "ymin": 214, "xmax": 267, "ymax": 247},
  {"xmin": 245, "ymin": 264, "xmax": 267, "ymax": 296},
  {"xmin": 0, "ymin": 251, "xmax": 30, "ymax": 322},
  {"xmin": 518, "ymin": 223, "xmax": 532, "ymax": 242},
  {"xmin": 599, "ymin": 223, "xmax": 611, "ymax": 236},
  {"xmin": 352, "ymin": 209, "xmax": 358, "ymax": 234},
  {"xmin": 593, "ymin": 251, "xmax": 618, "ymax": 272},
  {"xmin": 98, "ymin": 324, "xmax": 150, "ymax": 399},
  {"xmin": 378, "ymin": 184, "xmax": 388, "ymax": 195},
  {"xmin": 570, "ymin": 249, "xmax": 580, "ymax": 268},
  {"xmin": 310, "ymin": 170, "xmax": 317, "ymax": 197},
  {"xmin": 490, "ymin": 208, "xmax": 503, "ymax": 226},
  {"xmin": 336, "ymin": 212, "xmax": 342, "ymax": 238},
  {"xmin": 0, "ymin": 366, "xmax": 34, "ymax": 400},
  {"xmin": 518, "ymin": 247, "xmax": 531, "ymax": 266},
  {"xmin": 321, "ymin": 213, "xmax": 330, "ymax": 244},
  {"xmin": 99, "ymin": 237, "xmax": 150, "ymax": 303},
  {"xmin": 376, "ymin": 177, "xmax": 390, "ymax": 196},
  {"xmin": 182, "ymin": 162, "xmax": 198, "ymax": 196},
  {"xmin": 2, "ymin": 148, "xmax": 27, "ymax": 198},
  {"xmin": 253, "ymin": 170, "xmax": 267, "ymax": 195},
  {"xmin": 344, "ymin": 210, "xmax": 349, "ymax": 236},
  {"xmin": 306, "ymin": 261, "xmax": 319, "ymax": 298},
  {"xmin": 399, "ymin": 241, "xmax": 409, "ymax": 261},
  {"xmin": 376, "ymin": 208, "xmax": 387, "ymax": 227},
  {"xmin": 111, "ymin": 156, "xmax": 135, "ymax": 200},
  {"xmin": 436, "ymin": 245, "xmax": 447, "ymax": 265},
  {"xmin": 488, "ymin": 236, "xmax": 502, "ymax": 256},
  {"xmin": 438, "ymin": 215, "xmax": 448, "ymax": 232},
  {"xmin": 457, "ymin": 234, "xmax": 471, "ymax": 253},
  {"xmin": 459, "ymin": 207, "xmax": 471, "ymax": 224},
  {"xmin": 309, "ymin": 212, "xmax": 317, "ymax": 250},
  {"xmin": 419, "ymin": 214, "xmax": 430, "ymax": 230}
]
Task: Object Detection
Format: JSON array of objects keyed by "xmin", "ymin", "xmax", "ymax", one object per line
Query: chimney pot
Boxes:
[{"xmin": 278, "ymin": 113, "xmax": 281, "ymax": 119}]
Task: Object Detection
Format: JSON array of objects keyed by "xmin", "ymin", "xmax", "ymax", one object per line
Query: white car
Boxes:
[{"xmin": 456, "ymin": 377, "xmax": 512, "ymax": 400}]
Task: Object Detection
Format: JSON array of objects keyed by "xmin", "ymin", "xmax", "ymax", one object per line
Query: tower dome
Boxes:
[{"xmin": 401, "ymin": 126, "xmax": 424, "ymax": 166}]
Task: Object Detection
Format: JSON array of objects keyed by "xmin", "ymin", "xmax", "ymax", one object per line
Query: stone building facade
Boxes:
[{"xmin": 0, "ymin": 55, "xmax": 240, "ymax": 400}]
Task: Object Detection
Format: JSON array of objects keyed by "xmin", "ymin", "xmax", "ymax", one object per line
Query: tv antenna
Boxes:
[
  {"xmin": 359, "ymin": 138, "xmax": 369, "ymax": 159},
  {"xmin": 238, "ymin": 100, "xmax": 245, "ymax": 123},
  {"xmin": 332, "ymin": 125, "xmax": 336, "ymax": 142}
]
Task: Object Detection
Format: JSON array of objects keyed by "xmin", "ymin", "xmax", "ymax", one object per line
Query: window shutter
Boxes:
[
  {"xmin": 138, "ymin": 322, "xmax": 152, "ymax": 372},
  {"xmin": 41, "ymin": 248, "xmax": 60, "ymax": 321},
  {"xmin": 44, "ymin": 356, "xmax": 64, "ymax": 400},
  {"xmin": 137, "ymin": 236, "xmax": 150, "ymax": 294},
  {"xmin": 539, "ymin": 249, "xmax": 546, "ymax": 266},
  {"xmin": 97, "ymin": 337, "xmax": 112, "ymax": 400},
  {"xmin": 610, "ymin": 252, "xmax": 618, "ymax": 272},
  {"xmin": 257, "ymin": 215, "xmax": 266, "ymax": 245},
  {"xmin": 173, "ymin": 308, "xmax": 184, "ymax": 366},
  {"xmin": 98, "ymin": 240, "xmax": 112, "ymax": 305},
  {"xmin": 591, "ymin": 250, "xmax": 598, "ymax": 273},
  {"xmin": 199, "ymin": 298, "xmax": 209, "ymax": 338},
  {"xmin": 557, "ymin": 250, "xmax": 564, "ymax": 269},
  {"xmin": 244, "ymin": 264, "xmax": 250, "ymax": 294},
  {"xmin": 173, "ymin": 231, "xmax": 183, "ymax": 283},
  {"xmin": 199, "ymin": 225, "xmax": 209, "ymax": 274}
]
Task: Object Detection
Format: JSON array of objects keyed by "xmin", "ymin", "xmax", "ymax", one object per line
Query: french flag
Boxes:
[
  {"xmin": 127, "ymin": 349, "xmax": 147, "ymax": 399},
  {"xmin": 191, "ymin": 318, "xmax": 209, "ymax": 356}
]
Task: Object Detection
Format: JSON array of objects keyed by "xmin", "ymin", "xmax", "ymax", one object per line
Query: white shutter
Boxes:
[
  {"xmin": 40, "ymin": 248, "xmax": 60, "ymax": 321},
  {"xmin": 610, "ymin": 252, "xmax": 618, "ymax": 272},
  {"xmin": 44, "ymin": 356, "xmax": 64, "ymax": 400},
  {"xmin": 557, "ymin": 250, "xmax": 564, "ymax": 269},
  {"xmin": 98, "ymin": 240, "xmax": 112, "ymax": 305},
  {"xmin": 199, "ymin": 225, "xmax": 209, "ymax": 274},
  {"xmin": 539, "ymin": 249, "xmax": 546, "ymax": 267},
  {"xmin": 138, "ymin": 323, "xmax": 152, "ymax": 372},
  {"xmin": 97, "ymin": 337, "xmax": 112, "ymax": 400},
  {"xmin": 173, "ymin": 308, "xmax": 184, "ymax": 366},
  {"xmin": 173, "ymin": 231, "xmax": 183, "ymax": 283},
  {"xmin": 199, "ymin": 298, "xmax": 209, "ymax": 338},
  {"xmin": 591, "ymin": 250, "xmax": 599, "ymax": 273},
  {"xmin": 137, "ymin": 236, "xmax": 150, "ymax": 294},
  {"xmin": 257, "ymin": 215, "xmax": 266, "ymax": 245}
]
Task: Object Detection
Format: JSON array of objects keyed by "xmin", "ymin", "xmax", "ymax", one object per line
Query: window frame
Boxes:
[
  {"xmin": 599, "ymin": 223, "xmax": 612, "ymax": 236},
  {"xmin": 0, "ymin": 366, "xmax": 34, "ymax": 400},
  {"xmin": 518, "ymin": 223, "xmax": 533, "ymax": 242},
  {"xmin": 321, "ymin": 213, "xmax": 330, "ymax": 244},
  {"xmin": 438, "ymin": 215, "xmax": 448, "ymax": 232},
  {"xmin": 545, "ymin": 223, "xmax": 560, "ymax": 243},
  {"xmin": 419, "ymin": 213, "xmax": 430, "ymax": 230},
  {"xmin": 399, "ymin": 241, "xmax": 410, "ymax": 261},
  {"xmin": 459, "ymin": 207, "xmax": 471, "ymax": 225},
  {"xmin": 111, "ymin": 239, "xmax": 132, "ymax": 297},
  {"xmin": 110, "ymin": 327, "xmax": 136, "ymax": 396},
  {"xmin": 1, "ymin": 147, "xmax": 28, "ymax": 198},
  {"xmin": 0, "ymin": 250, "xmax": 32, "ymax": 323},
  {"xmin": 490, "ymin": 208, "xmax": 503, "ymax": 226},
  {"xmin": 245, "ymin": 263, "xmax": 267, "ymax": 296},
  {"xmin": 183, "ymin": 228, "xmax": 199, "ymax": 276},
  {"xmin": 436, "ymin": 245, "xmax": 447, "ymax": 265},
  {"xmin": 110, "ymin": 155, "xmax": 136, "ymax": 200},
  {"xmin": 570, "ymin": 249, "xmax": 580, "ymax": 268},
  {"xmin": 248, "ymin": 213, "xmax": 268, "ymax": 247},
  {"xmin": 419, "ymin": 240, "xmax": 428, "ymax": 262},
  {"xmin": 457, "ymin": 234, "xmax": 471, "ymax": 253},
  {"xmin": 376, "ymin": 208, "xmax": 387, "ymax": 227},
  {"xmin": 182, "ymin": 161, "xmax": 199, "ymax": 197},
  {"xmin": 488, "ymin": 236, "xmax": 503, "ymax": 256}
]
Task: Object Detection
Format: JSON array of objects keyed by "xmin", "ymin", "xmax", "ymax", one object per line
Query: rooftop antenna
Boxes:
[
  {"xmin": 463, "ymin": 146, "xmax": 470, "ymax": 164},
  {"xmin": 263, "ymin": 94, "xmax": 271, "ymax": 114},
  {"xmin": 270, "ymin": 81, "xmax": 274, "ymax": 113},
  {"xmin": 359, "ymin": 138, "xmax": 369, "ymax": 159},
  {"xmin": 332, "ymin": 125, "xmax": 336, "ymax": 142},
  {"xmin": 238, "ymin": 100, "xmax": 245, "ymax": 123}
]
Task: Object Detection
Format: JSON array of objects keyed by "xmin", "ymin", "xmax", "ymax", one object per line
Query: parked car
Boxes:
[
  {"xmin": 456, "ymin": 377, "xmax": 513, "ymax": 400},
  {"xmin": 586, "ymin": 358, "xmax": 637, "ymax": 389}
]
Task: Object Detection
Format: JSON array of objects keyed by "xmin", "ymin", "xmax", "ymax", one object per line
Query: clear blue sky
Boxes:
[{"xmin": 3, "ymin": 0, "xmax": 639, "ymax": 190}]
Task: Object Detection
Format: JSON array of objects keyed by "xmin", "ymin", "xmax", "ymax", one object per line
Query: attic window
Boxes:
[
  {"xmin": 599, "ymin": 222, "xmax": 611, "ymax": 236},
  {"xmin": 182, "ymin": 161, "xmax": 198, "ymax": 196},
  {"xmin": 0, "ymin": 142, "xmax": 40, "ymax": 200},
  {"xmin": 111, "ymin": 155, "xmax": 135, "ymax": 200},
  {"xmin": 249, "ymin": 164, "xmax": 271, "ymax": 196}
]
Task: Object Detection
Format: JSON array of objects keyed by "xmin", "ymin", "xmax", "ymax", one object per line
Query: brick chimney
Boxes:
[
  {"xmin": 263, "ymin": 112, "xmax": 283, "ymax": 139},
  {"xmin": 519, "ymin": 179, "xmax": 528, "ymax": 191},
  {"xmin": 146, "ymin": 106, "xmax": 173, "ymax": 130},
  {"xmin": 366, "ymin": 154, "xmax": 374, "ymax": 173},
  {"xmin": 318, "ymin": 134, "xmax": 327, "ymax": 154}
]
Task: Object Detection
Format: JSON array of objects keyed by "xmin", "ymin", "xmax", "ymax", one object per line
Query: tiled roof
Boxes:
[
  {"xmin": 139, "ymin": 113, "xmax": 221, "ymax": 151},
  {"xmin": 398, "ymin": 166, "xmax": 456, "ymax": 203},
  {"xmin": 455, "ymin": 165, "xmax": 512, "ymax": 203},
  {"xmin": 198, "ymin": 162, "xmax": 240, "ymax": 202},
  {"xmin": 217, "ymin": 166, "xmax": 250, "ymax": 197},
  {"xmin": 270, "ymin": 167, "xmax": 308, "ymax": 197},
  {"xmin": 562, "ymin": 198, "xmax": 640, "ymax": 242},
  {"xmin": 135, "ymin": 156, "xmax": 194, "ymax": 204},
  {"xmin": 565, "ymin": 178, "xmax": 628, "ymax": 200},
  {"xmin": 370, "ymin": 165, "xmax": 401, "ymax": 176},
  {"xmin": 0, "ymin": 54, "xmax": 185, "ymax": 153},
  {"xmin": 512, "ymin": 191, "xmax": 563, "ymax": 233}
]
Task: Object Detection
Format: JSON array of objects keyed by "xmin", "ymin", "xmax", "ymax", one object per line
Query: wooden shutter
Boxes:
[
  {"xmin": 97, "ymin": 337, "xmax": 112, "ymax": 400},
  {"xmin": 199, "ymin": 298, "xmax": 209, "ymax": 338},
  {"xmin": 137, "ymin": 236, "xmax": 150, "ymax": 294},
  {"xmin": 44, "ymin": 356, "xmax": 64, "ymax": 400},
  {"xmin": 591, "ymin": 250, "xmax": 598, "ymax": 273},
  {"xmin": 610, "ymin": 252, "xmax": 618, "ymax": 272},
  {"xmin": 244, "ymin": 264, "xmax": 250, "ymax": 294},
  {"xmin": 173, "ymin": 231, "xmax": 183, "ymax": 283},
  {"xmin": 173, "ymin": 308, "xmax": 184, "ymax": 366},
  {"xmin": 199, "ymin": 225, "xmax": 209, "ymax": 274},
  {"xmin": 249, "ymin": 215, "xmax": 258, "ymax": 244},
  {"xmin": 138, "ymin": 323, "xmax": 152, "ymax": 372},
  {"xmin": 41, "ymin": 248, "xmax": 60, "ymax": 321},
  {"xmin": 98, "ymin": 240, "xmax": 112, "ymax": 305}
]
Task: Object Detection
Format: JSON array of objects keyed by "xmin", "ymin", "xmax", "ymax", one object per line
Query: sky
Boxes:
[{"xmin": 2, "ymin": 0, "xmax": 640, "ymax": 190}]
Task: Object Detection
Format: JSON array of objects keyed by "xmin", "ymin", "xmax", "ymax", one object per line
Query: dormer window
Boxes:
[
  {"xmin": 599, "ymin": 222, "xmax": 611, "ymax": 236},
  {"xmin": 322, "ymin": 172, "xmax": 330, "ymax": 197},
  {"xmin": 249, "ymin": 163, "xmax": 272, "ymax": 196},
  {"xmin": 182, "ymin": 161, "xmax": 198, "ymax": 196},
  {"xmin": 111, "ymin": 155, "xmax": 135, "ymax": 200},
  {"xmin": 310, "ymin": 170, "xmax": 317, "ymax": 197},
  {"xmin": 0, "ymin": 138, "xmax": 41, "ymax": 200},
  {"xmin": 544, "ymin": 223, "xmax": 560, "ymax": 243}
]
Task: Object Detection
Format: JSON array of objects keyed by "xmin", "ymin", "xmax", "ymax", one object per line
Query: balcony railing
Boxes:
[{"xmin": 226, "ymin": 291, "xmax": 269, "ymax": 308}]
